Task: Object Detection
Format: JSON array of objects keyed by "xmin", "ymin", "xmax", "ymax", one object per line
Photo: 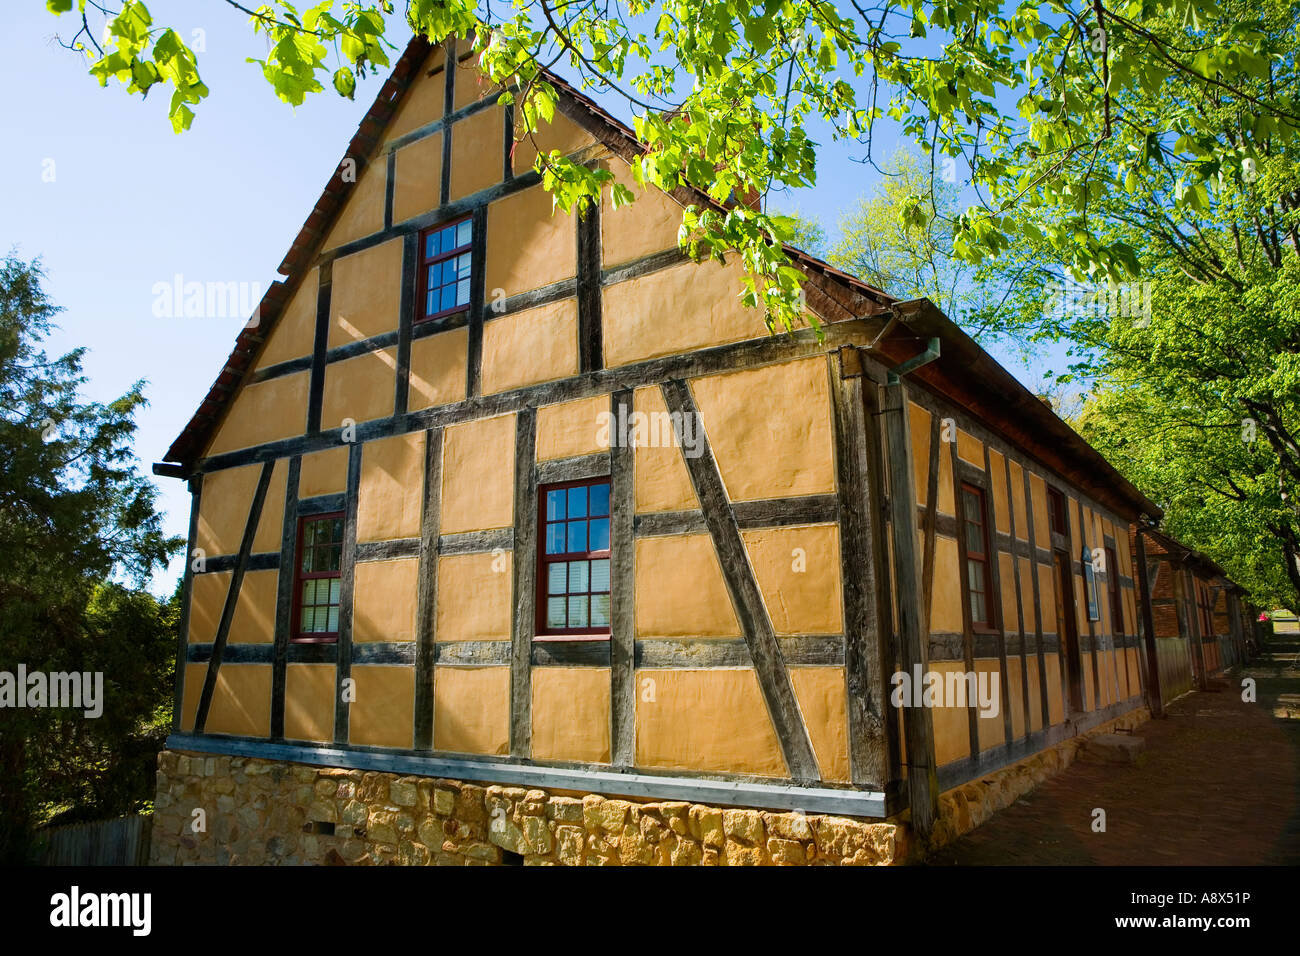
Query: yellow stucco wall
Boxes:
[
  {"xmin": 256, "ymin": 269, "xmax": 318, "ymax": 369},
  {"xmin": 531, "ymin": 667, "xmax": 612, "ymax": 764},
  {"xmin": 449, "ymin": 108, "xmax": 503, "ymax": 201},
  {"xmin": 740, "ymin": 524, "xmax": 843, "ymax": 635},
  {"xmin": 600, "ymin": 156, "xmax": 684, "ymax": 266},
  {"xmin": 205, "ymin": 373, "xmax": 309, "ymax": 457},
  {"xmin": 434, "ymin": 666, "xmax": 510, "ymax": 755},
  {"xmin": 441, "ymin": 413, "xmax": 516, "ymax": 533},
  {"xmin": 188, "ymin": 569, "xmax": 278, "ymax": 645},
  {"xmin": 632, "ymin": 385, "xmax": 698, "ymax": 513},
  {"xmin": 480, "ymin": 299, "xmax": 579, "ymax": 395},
  {"xmin": 512, "ymin": 110, "xmax": 596, "ymax": 175},
  {"xmin": 634, "ymin": 534, "xmax": 739, "ymax": 637},
  {"xmin": 205, "ymin": 664, "xmax": 272, "ymax": 738},
  {"xmin": 691, "ymin": 358, "xmax": 835, "ymax": 502},
  {"xmin": 300, "ymin": 446, "xmax": 350, "ymax": 498},
  {"xmin": 353, "ymin": 558, "xmax": 420, "ymax": 642},
  {"xmin": 357, "ymin": 431, "xmax": 426, "ymax": 542},
  {"xmin": 329, "ymin": 241, "xmax": 403, "ymax": 349},
  {"xmin": 485, "ymin": 184, "xmax": 576, "ymax": 298},
  {"xmin": 384, "ymin": 47, "xmax": 445, "ymax": 143},
  {"xmin": 197, "ymin": 462, "xmax": 285, "ymax": 557},
  {"xmin": 602, "ymin": 258, "xmax": 768, "ymax": 368},
  {"xmin": 320, "ymin": 348, "xmax": 397, "ymax": 429},
  {"xmin": 392, "ymin": 131, "xmax": 444, "ymax": 225},
  {"xmin": 408, "ymin": 327, "xmax": 469, "ymax": 411},
  {"xmin": 634, "ymin": 668, "xmax": 787, "ymax": 777},
  {"xmin": 284, "ymin": 664, "xmax": 335, "ymax": 742},
  {"xmin": 930, "ymin": 536, "xmax": 965, "ymax": 634},
  {"xmin": 322, "ymin": 155, "xmax": 386, "ymax": 251},
  {"xmin": 435, "ymin": 551, "xmax": 512, "ymax": 641},
  {"xmin": 930, "ymin": 661, "xmax": 971, "ymax": 767},
  {"xmin": 349, "ymin": 665, "xmax": 415, "ymax": 749},
  {"xmin": 789, "ymin": 666, "xmax": 850, "ymax": 782},
  {"xmin": 536, "ymin": 395, "xmax": 609, "ymax": 461}
]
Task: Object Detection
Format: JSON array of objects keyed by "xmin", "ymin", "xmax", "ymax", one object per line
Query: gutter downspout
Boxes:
[{"xmin": 877, "ymin": 332, "xmax": 942, "ymax": 841}]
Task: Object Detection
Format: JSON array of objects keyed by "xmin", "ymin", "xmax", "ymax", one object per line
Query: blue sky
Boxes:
[{"xmin": 5, "ymin": 3, "xmax": 1058, "ymax": 595}]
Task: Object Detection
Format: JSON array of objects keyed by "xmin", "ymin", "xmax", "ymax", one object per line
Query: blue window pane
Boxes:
[
  {"xmin": 590, "ymin": 594, "xmax": 610, "ymax": 627},
  {"xmin": 425, "ymin": 233, "xmax": 438, "ymax": 259},
  {"xmin": 456, "ymin": 252, "xmax": 472, "ymax": 278},
  {"xmin": 568, "ymin": 561, "xmax": 589, "ymax": 594},
  {"xmin": 589, "ymin": 483, "xmax": 610, "ymax": 516},
  {"xmin": 567, "ymin": 596, "xmax": 589, "ymax": 627},
  {"xmin": 546, "ymin": 490, "xmax": 566, "ymax": 520},
  {"xmin": 589, "ymin": 518, "xmax": 610, "ymax": 552},
  {"xmin": 425, "ymin": 290, "xmax": 437, "ymax": 316},
  {"xmin": 567, "ymin": 521, "xmax": 587, "ymax": 553},
  {"xmin": 456, "ymin": 220, "xmax": 472, "ymax": 248},
  {"xmin": 443, "ymin": 259, "xmax": 458, "ymax": 284},
  {"xmin": 590, "ymin": 558, "xmax": 610, "ymax": 592},
  {"xmin": 441, "ymin": 284, "xmax": 457, "ymax": 311},
  {"xmin": 545, "ymin": 522, "xmax": 566, "ymax": 555},
  {"xmin": 547, "ymin": 597, "xmax": 567, "ymax": 628},
  {"xmin": 568, "ymin": 486, "xmax": 588, "ymax": 518},
  {"xmin": 548, "ymin": 562, "xmax": 568, "ymax": 595}
]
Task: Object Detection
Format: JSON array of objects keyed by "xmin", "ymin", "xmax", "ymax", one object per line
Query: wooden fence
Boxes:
[{"xmin": 35, "ymin": 814, "xmax": 152, "ymax": 866}]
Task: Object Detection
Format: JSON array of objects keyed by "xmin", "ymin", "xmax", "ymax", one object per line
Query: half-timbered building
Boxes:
[{"xmin": 149, "ymin": 34, "xmax": 1248, "ymax": 865}]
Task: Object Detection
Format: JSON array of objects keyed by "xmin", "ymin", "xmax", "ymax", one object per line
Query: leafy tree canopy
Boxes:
[{"xmin": 43, "ymin": 0, "xmax": 1300, "ymax": 332}]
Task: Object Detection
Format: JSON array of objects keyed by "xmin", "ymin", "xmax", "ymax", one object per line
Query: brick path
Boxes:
[{"xmin": 926, "ymin": 629, "xmax": 1300, "ymax": 865}]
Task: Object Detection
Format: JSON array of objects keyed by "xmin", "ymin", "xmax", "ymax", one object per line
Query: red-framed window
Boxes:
[
  {"xmin": 1106, "ymin": 545, "xmax": 1124, "ymax": 635},
  {"xmin": 292, "ymin": 513, "xmax": 344, "ymax": 642},
  {"xmin": 1047, "ymin": 486, "xmax": 1068, "ymax": 536},
  {"xmin": 416, "ymin": 216, "xmax": 473, "ymax": 322},
  {"xmin": 960, "ymin": 482, "xmax": 997, "ymax": 631},
  {"xmin": 537, "ymin": 478, "xmax": 611, "ymax": 639}
]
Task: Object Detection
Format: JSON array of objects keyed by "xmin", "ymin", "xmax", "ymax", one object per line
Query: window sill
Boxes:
[{"xmin": 533, "ymin": 634, "xmax": 611, "ymax": 643}]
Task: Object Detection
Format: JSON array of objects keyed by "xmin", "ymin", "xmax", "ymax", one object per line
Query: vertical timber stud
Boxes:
[
  {"xmin": 949, "ymin": 437, "xmax": 981, "ymax": 758},
  {"xmin": 334, "ymin": 442, "xmax": 363, "ymax": 744},
  {"xmin": 984, "ymin": 444, "xmax": 1014, "ymax": 748},
  {"xmin": 393, "ymin": 232, "xmax": 418, "ymax": 418},
  {"xmin": 413, "ymin": 428, "xmax": 443, "ymax": 750},
  {"xmin": 831, "ymin": 348, "xmax": 890, "ymax": 788},
  {"xmin": 466, "ymin": 205, "xmax": 488, "ymax": 399},
  {"xmin": 194, "ymin": 460, "xmax": 275, "ymax": 734},
  {"xmin": 609, "ymin": 389, "xmax": 636, "ymax": 767},
  {"xmin": 660, "ymin": 379, "xmax": 820, "ymax": 783},
  {"xmin": 860, "ymin": 377, "xmax": 903, "ymax": 788},
  {"xmin": 384, "ymin": 149, "xmax": 396, "ymax": 230},
  {"xmin": 439, "ymin": 39, "xmax": 454, "ymax": 207},
  {"xmin": 509, "ymin": 407, "xmax": 538, "ymax": 757},
  {"xmin": 271, "ymin": 455, "xmax": 303, "ymax": 739},
  {"xmin": 307, "ymin": 261, "xmax": 332, "ymax": 435},
  {"xmin": 172, "ymin": 475, "xmax": 203, "ymax": 732},
  {"xmin": 1002, "ymin": 454, "xmax": 1032, "ymax": 742},
  {"xmin": 1077, "ymin": 501, "xmax": 1101, "ymax": 710},
  {"xmin": 502, "ymin": 99, "xmax": 515, "ymax": 182},
  {"xmin": 1021, "ymin": 467, "xmax": 1051, "ymax": 730},
  {"xmin": 576, "ymin": 199, "xmax": 603, "ymax": 373},
  {"xmin": 882, "ymin": 380, "xmax": 939, "ymax": 838},
  {"xmin": 920, "ymin": 415, "xmax": 941, "ymax": 636},
  {"xmin": 1184, "ymin": 566, "xmax": 1209, "ymax": 691}
]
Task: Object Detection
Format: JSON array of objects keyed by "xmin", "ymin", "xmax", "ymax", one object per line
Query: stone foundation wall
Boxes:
[{"xmin": 150, "ymin": 708, "xmax": 1149, "ymax": 866}]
